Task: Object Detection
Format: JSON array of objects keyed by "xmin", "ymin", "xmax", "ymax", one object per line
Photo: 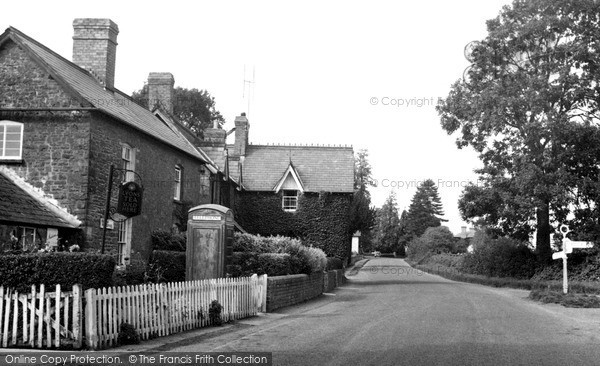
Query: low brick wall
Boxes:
[{"xmin": 266, "ymin": 269, "xmax": 345, "ymax": 312}]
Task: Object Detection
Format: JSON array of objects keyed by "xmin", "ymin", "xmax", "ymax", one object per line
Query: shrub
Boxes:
[
  {"xmin": 151, "ymin": 230, "xmax": 186, "ymax": 252},
  {"xmin": 113, "ymin": 258, "xmax": 146, "ymax": 286},
  {"xmin": 149, "ymin": 250, "xmax": 186, "ymax": 283},
  {"xmin": 326, "ymin": 257, "xmax": 344, "ymax": 271},
  {"xmin": 461, "ymin": 234, "xmax": 537, "ymax": 279},
  {"xmin": 305, "ymin": 247, "xmax": 327, "ymax": 272},
  {"xmin": 117, "ymin": 323, "xmax": 140, "ymax": 345},
  {"xmin": 407, "ymin": 226, "xmax": 456, "ymax": 263},
  {"xmin": 209, "ymin": 300, "xmax": 223, "ymax": 326},
  {"xmin": 257, "ymin": 253, "xmax": 292, "ymax": 276},
  {"xmin": 0, "ymin": 252, "xmax": 115, "ymax": 292}
]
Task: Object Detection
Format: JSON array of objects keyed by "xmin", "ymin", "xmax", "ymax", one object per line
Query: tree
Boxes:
[
  {"xmin": 350, "ymin": 149, "xmax": 377, "ymax": 252},
  {"xmin": 437, "ymin": 0, "xmax": 600, "ymax": 262},
  {"xmin": 354, "ymin": 149, "xmax": 375, "ymax": 192},
  {"xmin": 132, "ymin": 86, "xmax": 225, "ymax": 135},
  {"xmin": 373, "ymin": 191, "xmax": 401, "ymax": 253},
  {"xmin": 404, "ymin": 179, "xmax": 446, "ymax": 239}
]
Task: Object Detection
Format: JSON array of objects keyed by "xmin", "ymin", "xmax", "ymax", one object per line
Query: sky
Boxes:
[{"xmin": 2, "ymin": 0, "xmax": 515, "ymax": 234}]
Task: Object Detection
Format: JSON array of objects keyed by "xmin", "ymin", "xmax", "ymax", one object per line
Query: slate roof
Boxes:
[
  {"xmin": 0, "ymin": 169, "xmax": 81, "ymax": 228},
  {"xmin": 0, "ymin": 27, "xmax": 207, "ymax": 162},
  {"xmin": 231, "ymin": 144, "xmax": 354, "ymax": 193}
]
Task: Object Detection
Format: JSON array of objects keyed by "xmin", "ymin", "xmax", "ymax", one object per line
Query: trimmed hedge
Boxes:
[
  {"xmin": 149, "ymin": 250, "xmax": 186, "ymax": 283},
  {"xmin": 229, "ymin": 233, "xmax": 328, "ymax": 276},
  {"xmin": 326, "ymin": 257, "xmax": 344, "ymax": 271},
  {"xmin": 151, "ymin": 230, "xmax": 186, "ymax": 252},
  {"xmin": 234, "ymin": 191, "xmax": 353, "ymax": 260},
  {"xmin": 0, "ymin": 252, "xmax": 115, "ymax": 292}
]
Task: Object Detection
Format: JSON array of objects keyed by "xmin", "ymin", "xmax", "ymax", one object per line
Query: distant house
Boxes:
[
  {"xmin": 200, "ymin": 115, "xmax": 356, "ymax": 260},
  {"xmin": 0, "ymin": 19, "xmax": 237, "ymax": 265},
  {"xmin": 455, "ymin": 226, "xmax": 477, "ymax": 252}
]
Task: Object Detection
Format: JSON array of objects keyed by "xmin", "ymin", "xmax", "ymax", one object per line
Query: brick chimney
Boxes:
[
  {"xmin": 234, "ymin": 113, "xmax": 250, "ymax": 157},
  {"xmin": 72, "ymin": 19, "xmax": 119, "ymax": 89},
  {"xmin": 148, "ymin": 72, "xmax": 175, "ymax": 114},
  {"xmin": 203, "ymin": 120, "xmax": 227, "ymax": 146}
]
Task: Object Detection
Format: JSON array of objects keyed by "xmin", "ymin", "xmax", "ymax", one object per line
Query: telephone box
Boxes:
[{"xmin": 186, "ymin": 204, "xmax": 234, "ymax": 280}]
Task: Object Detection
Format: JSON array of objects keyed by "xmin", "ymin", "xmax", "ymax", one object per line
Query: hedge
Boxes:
[
  {"xmin": 234, "ymin": 191, "xmax": 353, "ymax": 260},
  {"xmin": 326, "ymin": 257, "xmax": 344, "ymax": 271},
  {"xmin": 151, "ymin": 230, "xmax": 186, "ymax": 252},
  {"xmin": 0, "ymin": 252, "xmax": 115, "ymax": 292},
  {"xmin": 149, "ymin": 250, "xmax": 186, "ymax": 283}
]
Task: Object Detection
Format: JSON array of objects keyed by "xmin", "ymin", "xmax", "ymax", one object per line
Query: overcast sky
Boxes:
[{"xmin": 3, "ymin": 0, "xmax": 514, "ymax": 233}]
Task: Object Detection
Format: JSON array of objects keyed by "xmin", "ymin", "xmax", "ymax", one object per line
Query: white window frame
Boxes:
[
  {"xmin": 0, "ymin": 121, "xmax": 24, "ymax": 160},
  {"xmin": 282, "ymin": 190, "xmax": 299, "ymax": 212},
  {"xmin": 118, "ymin": 144, "xmax": 135, "ymax": 267},
  {"xmin": 117, "ymin": 219, "xmax": 131, "ymax": 266},
  {"xmin": 174, "ymin": 166, "xmax": 182, "ymax": 201},
  {"xmin": 121, "ymin": 144, "xmax": 135, "ymax": 182}
]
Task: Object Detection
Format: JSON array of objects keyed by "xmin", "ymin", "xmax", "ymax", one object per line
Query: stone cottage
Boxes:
[{"xmin": 0, "ymin": 19, "xmax": 237, "ymax": 265}]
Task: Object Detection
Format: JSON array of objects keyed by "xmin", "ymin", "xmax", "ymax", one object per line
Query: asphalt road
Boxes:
[{"xmin": 164, "ymin": 258, "xmax": 600, "ymax": 366}]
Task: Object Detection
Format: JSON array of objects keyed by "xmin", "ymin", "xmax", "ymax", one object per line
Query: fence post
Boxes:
[
  {"xmin": 259, "ymin": 275, "xmax": 268, "ymax": 313},
  {"xmin": 84, "ymin": 289, "xmax": 98, "ymax": 350},
  {"xmin": 73, "ymin": 285, "xmax": 82, "ymax": 349}
]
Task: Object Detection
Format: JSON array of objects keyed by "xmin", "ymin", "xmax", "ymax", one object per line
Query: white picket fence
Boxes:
[
  {"xmin": 0, "ymin": 274, "xmax": 267, "ymax": 350},
  {"xmin": 0, "ymin": 284, "xmax": 83, "ymax": 349}
]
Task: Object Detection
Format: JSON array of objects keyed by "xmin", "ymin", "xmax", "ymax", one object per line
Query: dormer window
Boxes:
[
  {"xmin": 0, "ymin": 121, "xmax": 24, "ymax": 160},
  {"xmin": 282, "ymin": 190, "xmax": 299, "ymax": 212},
  {"xmin": 274, "ymin": 162, "xmax": 305, "ymax": 213}
]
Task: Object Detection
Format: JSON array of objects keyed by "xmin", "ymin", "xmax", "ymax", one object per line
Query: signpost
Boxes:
[
  {"xmin": 552, "ymin": 225, "xmax": 594, "ymax": 294},
  {"xmin": 100, "ymin": 165, "xmax": 144, "ymax": 254}
]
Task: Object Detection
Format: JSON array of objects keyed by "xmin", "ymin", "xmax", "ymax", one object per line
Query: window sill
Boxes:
[{"xmin": 0, "ymin": 159, "xmax": 24, "ymax": 165}]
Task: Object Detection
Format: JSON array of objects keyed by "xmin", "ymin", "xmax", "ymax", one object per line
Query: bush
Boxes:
[
  {"xmin": 326, "ymin": 257, "xmax": 344, "ymax": 270},
  {"xmin": 230, "ymin": 233, "xmax": 327, "ymax": 275},
  {"xmin": 407, "ymin": 226, "xmax": 456, "ymax": 263},
  {"xmin": 149, "ymin": 250, "xmax": 186, "ymax": 283},
  {"xmin": 461, "ymin": 233, "xmax": 537, "ymax": 279},
  {"xmin": 257, "ymin": 253, "xmax": 292, "ymax": 276},
  {"xmin": 151, "ymin": 230, "xmax": 186, "ymax": 252},
  {"xmin": 0, "ymin": 252, "xmax": 115, "ymax": 292}
]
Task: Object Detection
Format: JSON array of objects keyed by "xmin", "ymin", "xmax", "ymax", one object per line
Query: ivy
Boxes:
[{"xmin": 234, "ymin": 191, "xmax": 353, "ymax": 260}]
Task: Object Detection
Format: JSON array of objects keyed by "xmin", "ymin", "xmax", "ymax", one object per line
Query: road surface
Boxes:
[{"xmin": 162, "ymin": 258, "xmax": 600, "ymax": 366}]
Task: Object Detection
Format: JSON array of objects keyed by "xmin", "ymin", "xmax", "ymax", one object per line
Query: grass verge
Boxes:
[
  {"xmin": 410, "ymin": 261, "xmax": 600, "ymax": 297},
  {"xmin": 529, "ymin": 289, "xmax": 600, "ymax": 308}
]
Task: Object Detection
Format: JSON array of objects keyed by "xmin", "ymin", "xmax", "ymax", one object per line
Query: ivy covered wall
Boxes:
[{"xmin": 234, "ymin": 191, "xmax": 353, "ymax": 260}]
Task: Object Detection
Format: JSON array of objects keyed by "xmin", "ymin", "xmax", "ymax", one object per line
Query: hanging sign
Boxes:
[{"xmin": 116, "ymin": 181, "xmax": 144, "ymax": 218}]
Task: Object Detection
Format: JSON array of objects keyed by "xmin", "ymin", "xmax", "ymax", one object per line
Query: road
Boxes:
[{"xmin": 162, "ymin": 258, "xmax": 600, "ymax": 366}]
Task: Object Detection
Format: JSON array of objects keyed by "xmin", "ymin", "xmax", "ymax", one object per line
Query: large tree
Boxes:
[
  {"xmin": 404, "ymin": 179, "xmax": 446, "ymax": 239},
  {"xmin": 132, "ymin": 86, "xmax": 225, "ymax": 136},
  {"xmin": 350, "ymin": 149, "xmax": 377, "ymax": 252},
  {"xmin": 373, "ymin": 191, "xmax": 401, "ymax": 253},
  {"xmin": 437, "ymin": 0, "xmax": 600, "ymax": 262}
]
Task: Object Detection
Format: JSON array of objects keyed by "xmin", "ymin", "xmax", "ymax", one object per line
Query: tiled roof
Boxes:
[
  {"xmin": 0, "ymin": 168, "xmax": 80, "ymax": 228},
  {"xmin": 234, "ymin": 144, "xmax": 354, "ymax": 193},
  {"xmin": 1, "ymin": 27, "xmax": 206, "ymax": 162}
]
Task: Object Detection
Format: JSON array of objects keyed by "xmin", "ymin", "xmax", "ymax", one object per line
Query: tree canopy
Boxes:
[
  {"xmin": 350, "ymin": 149, "xmax": 377, "ymax": 252},
  {"xmin": 404, "ymin": 179, "xmax": 446, "ymax": 239},
  {"xmin": 373, "ymin": 190, "xmax": 401, "ymax": 253},
  {"xmin": 132, "ymin": 86, "xmax": 225, "ymax": 136},
  {"xmin": 437, "ymin": 0, "xmax": 600, "ymax": 261}
]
